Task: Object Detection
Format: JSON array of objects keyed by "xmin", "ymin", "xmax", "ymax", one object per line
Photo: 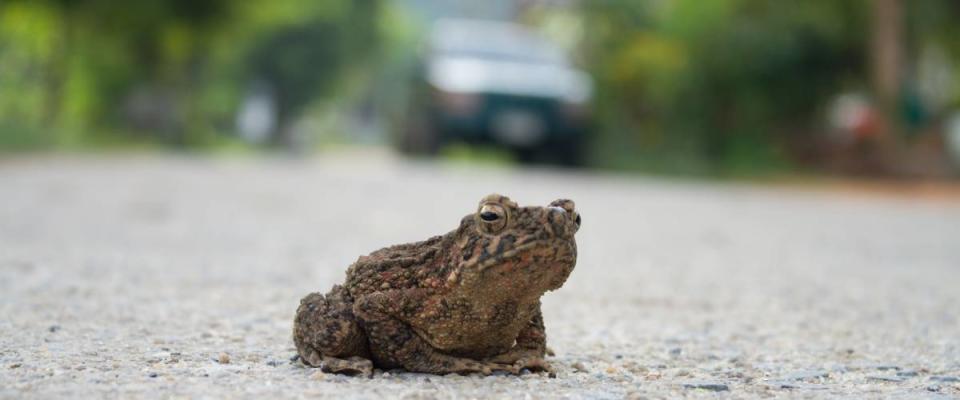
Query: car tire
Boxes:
[{"xmin": 551, "ymin": 137, "xmax": 584, "ymax": 167}]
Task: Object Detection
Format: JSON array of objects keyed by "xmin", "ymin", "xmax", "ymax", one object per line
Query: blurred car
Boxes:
[{"xmin": 398, "ymin": 18, "xmax": 592, "ymax": 165}]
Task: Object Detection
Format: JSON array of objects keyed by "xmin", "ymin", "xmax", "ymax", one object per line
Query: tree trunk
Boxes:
[{"xmin": 871, "ymin": 0, "xmax": 903, "ymax": 143}]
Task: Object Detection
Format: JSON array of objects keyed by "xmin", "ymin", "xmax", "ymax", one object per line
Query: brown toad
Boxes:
[{"xmin": 293, "ymin": 194, "xmax": 579, "ymax": 376}]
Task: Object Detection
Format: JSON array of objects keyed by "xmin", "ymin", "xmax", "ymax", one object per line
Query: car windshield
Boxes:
[{"xmin": 429, "ymin": 19, "xmax": 566, "ymax": 65}]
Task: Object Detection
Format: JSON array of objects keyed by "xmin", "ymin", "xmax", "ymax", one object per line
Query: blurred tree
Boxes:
[
  {"xmin": 582, "ymin": 0, "xmax": 868, "ymax": 174},
  {"xmin": 0, "ymin": 0, "xmax": 380, "ymax": 150},
  {"xmin": 1, "ymin": 0, "xmax": 231, "ymax": 146},
  {"xmin": 871, "ymin": 0, "xmax": 902, "ymax": 125},
  {"xmin": 246, "ymin": 0, "xmax": 380, "ymax": 147}
]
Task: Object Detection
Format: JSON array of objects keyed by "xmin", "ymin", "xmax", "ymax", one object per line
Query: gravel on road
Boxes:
[{"xmin": 1, "ymin": 152, "xmax": 959, "ymax": 399}]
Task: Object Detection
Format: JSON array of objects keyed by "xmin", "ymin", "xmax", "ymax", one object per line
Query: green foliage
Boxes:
[
  {"xmin": 583, "ymin": 0, "xmax": 869, "ymax": 174},
  {"xmin": 0, "ymin": 0, "xmax": 381, "ymax": 151},
  {"xmin": 246, "ymin": 0, "xmax": 380, "ymax": 140}
]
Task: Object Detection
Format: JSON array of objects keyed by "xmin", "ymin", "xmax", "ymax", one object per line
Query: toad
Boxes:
[{"xmin": 293, "ymin": 194, "xmax": 579, "ymax": 376}]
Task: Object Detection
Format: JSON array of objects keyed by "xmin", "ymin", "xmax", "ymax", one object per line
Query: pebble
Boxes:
[
  {"xmin": 765, "ymin": 380, "xmax": 800, "ymax": 389},
  {"xmin": 310, "ymin": 371, "xmax": 326, "ymax": 380},
  {"xmin": 765, "ymin": 381, "xmax": 830, "ymax": 391},
  {"xmin": 930, "ymin": 376, "xmax": 959, "ymax": 382},
  {"xmin": 895, "ymin": 369, "xmax": 918, "ymax": 377},
  {"xmin": 218, "ymin": 353, "xmax": 230, "ymax": 364},
  {"xmin": 266, "ymin": 360, "xmax": 280, "ymax": 367},
  {"xmin": 10, "ymin": 363, "xmax": 22, "ymax": 369},
  {"xmin": 784, "ymin": 370, "xmax": 829, "ymax": 381},
  {"xmin": 48, "ymin": 325, "xmax": 60, "ymax": 333},
  {"xmin": 927, "ymin": 384, "xmax": 941, "ymax": 392},
  {"xmin": 867, "ymin": 375, "xmax": 906, "ymax": 383},
  {"xmin": 571, "ymin": 362, "xmax": 588, "ymax": 373},
  {"xmin": 148, "ymin": 372, "xmax": 158, "ymax": 378},
  {"xmin": 622, "ymin": 362, "xmax": 648, "ymax": 375},
  {"xmin": 683, "ymin": 381, "xmax": 729, "ymax": 391}
]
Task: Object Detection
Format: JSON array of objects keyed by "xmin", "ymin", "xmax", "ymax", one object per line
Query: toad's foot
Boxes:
[
  {"xmin": 486, "ymin": 357, "xmax": 552, "ymax": 374},
  {"xmin": 486, "ymin": 348, "xmax": 552, "ymax": 374},
  {"xmin": 512, "ymin": 357, "xmax": 552, "ymax": 373},
  {"xmin": 321, "ymin": 356, "xmax": 374, "ymax": 378},
  {"xmin": 467, "ymin": 358, "xmax": 552, "ymax": 375}
]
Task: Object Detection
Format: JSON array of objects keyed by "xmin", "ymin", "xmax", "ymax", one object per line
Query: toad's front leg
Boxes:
[
  {"xmin": 353, "ymin": 290, "xmax": 520, "ymax": 375},
  {"xmin": 484, "ymin": 304, "xmax": 552, "ymax": 373}
]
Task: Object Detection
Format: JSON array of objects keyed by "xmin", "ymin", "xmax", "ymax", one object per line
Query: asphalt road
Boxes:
[{"xmin": 1, "ymin": 152, "xmax": 959, "ymax": 399}]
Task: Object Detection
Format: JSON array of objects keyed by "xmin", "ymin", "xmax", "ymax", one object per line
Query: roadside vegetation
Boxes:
[{"xmin": 1, "ymin": 0, "xmax": 958, "ymax": 178}]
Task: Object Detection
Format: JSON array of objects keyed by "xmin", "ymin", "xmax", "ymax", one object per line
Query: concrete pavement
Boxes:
[{"xmin": 1, "ymin": 152, "xmax": 958, "ymax": 398}]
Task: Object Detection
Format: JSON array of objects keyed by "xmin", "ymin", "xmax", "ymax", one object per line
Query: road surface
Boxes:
[{"xmin": 1, "ymin": 152, "xmax": 959, "ymax": 399}]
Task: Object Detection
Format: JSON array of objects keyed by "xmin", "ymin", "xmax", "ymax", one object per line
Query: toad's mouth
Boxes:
[{"xmin": 471, "ymin": 238, "xmax": 576, "ymax": 272}]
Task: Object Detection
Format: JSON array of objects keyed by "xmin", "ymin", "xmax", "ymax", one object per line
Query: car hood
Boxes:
[{"xmin": 427, "ymin": 56, "xmax": 592, "ymax": 103}]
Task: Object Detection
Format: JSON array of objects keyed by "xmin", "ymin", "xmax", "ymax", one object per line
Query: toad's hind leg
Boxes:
[{"xmin": 293, "ymin": 285, "xmax": 372, "ymax": 376}]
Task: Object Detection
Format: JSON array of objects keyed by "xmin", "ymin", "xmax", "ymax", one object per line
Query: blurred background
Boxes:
[{"xmin": 2, "ymin": 0, "xmax": 960, "ymax": 179}]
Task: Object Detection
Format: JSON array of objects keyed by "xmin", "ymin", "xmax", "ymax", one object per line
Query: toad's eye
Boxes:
[
  {"xmin": 575, "ymin": 214, "xmax": 581, "ymax": 226},
  {"xmin": 477, "ymin": 203, "xmax": 508, "ymax": 233}
]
